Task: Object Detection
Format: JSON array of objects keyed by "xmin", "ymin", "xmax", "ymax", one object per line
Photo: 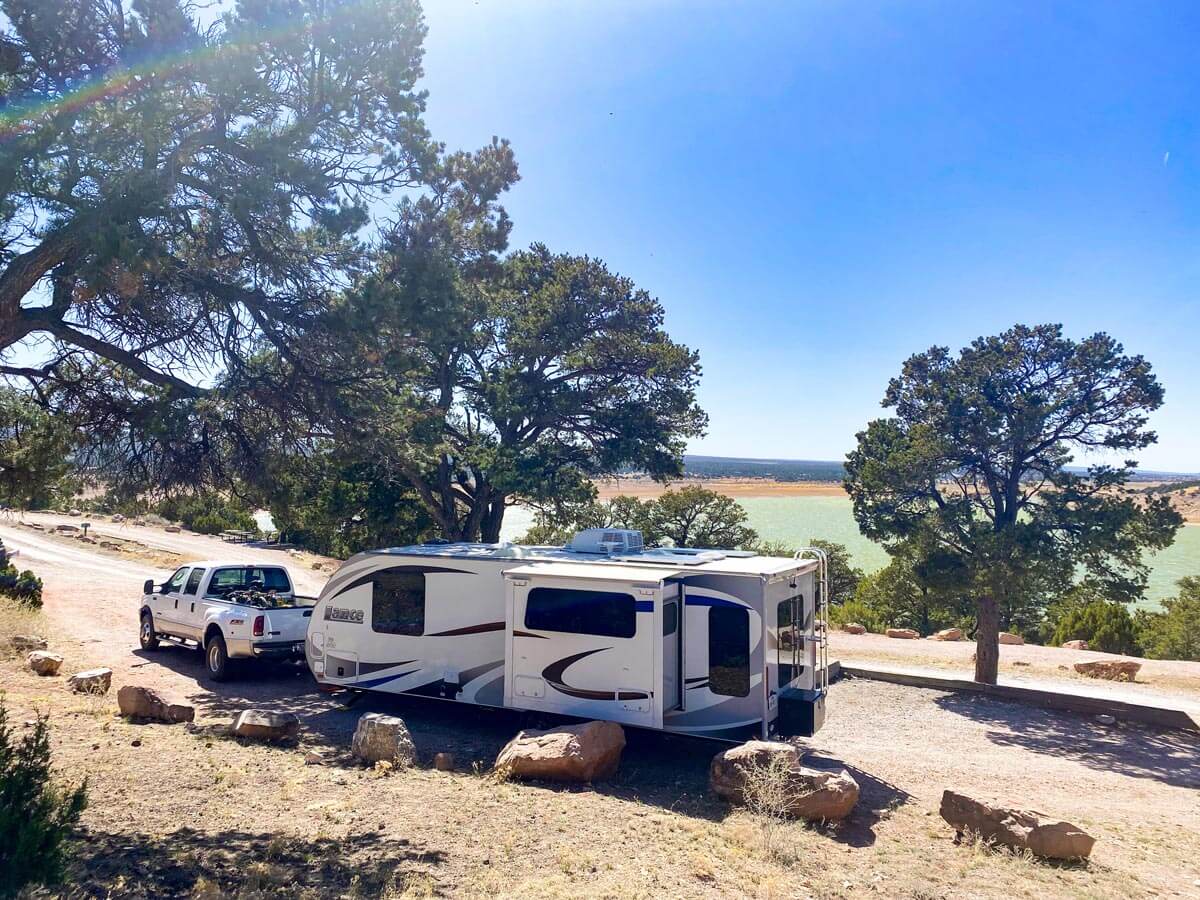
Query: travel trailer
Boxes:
[{"xmin": 305, "ymin": 530, "xmax": 830, "ymax": 742}]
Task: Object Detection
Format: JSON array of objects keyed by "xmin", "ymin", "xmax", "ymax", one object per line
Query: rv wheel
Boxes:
[
  {"xmin": 139, "ymin": 613, "xmax": 160, "ymax": 650},
  {"xmin": 205, "ymin": 634, "xmax": 230, "ymax": 682}
]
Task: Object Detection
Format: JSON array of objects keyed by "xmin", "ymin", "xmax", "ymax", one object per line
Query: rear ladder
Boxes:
[{"xmin": 794, "ymin": 547, "xmax": 830, "ymax": 694}]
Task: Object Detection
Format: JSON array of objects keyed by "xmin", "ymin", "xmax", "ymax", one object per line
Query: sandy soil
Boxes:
[
  {"xmin": 593, "ymin": 478, "xmax": 848, "ymax": 500},
  {"xmin": 2, "ymin": 526, "xmax": 1199, "ymax": 898}
]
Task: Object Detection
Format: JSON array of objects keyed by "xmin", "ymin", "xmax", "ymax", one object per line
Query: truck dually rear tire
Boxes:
[
  {"xmin": 139, "ymin": 612, "xmax": 160, "ymax": 650},
  {"xmin": 205, "ymin": 633, "xmax": 231, "ymax": 682}
]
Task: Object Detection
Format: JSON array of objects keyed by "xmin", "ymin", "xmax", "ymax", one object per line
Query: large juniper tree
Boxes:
[{"xmin": 844, "ymin": 324, "xmax": 1181, "ymax": 684}]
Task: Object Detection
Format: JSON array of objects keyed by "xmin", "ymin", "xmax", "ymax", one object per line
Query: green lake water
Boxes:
[
  {"xmin": 736, "ymin": 495, "xmax": 1199, "ymax": 610},
  {"xmin": 502, "ymin": 495, "xmax": 1199, "ymax": 609}
]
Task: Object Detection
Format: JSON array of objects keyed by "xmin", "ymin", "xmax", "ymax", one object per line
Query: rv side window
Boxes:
[
  {"xmin": 663, "ymin": 601, "xmax": 678, "ymax": 636},
  {"xmin": 372, "ymin": 572, "xmax": 425, "ymax": 636},
  {"xmin": 525, "ymin": 588, "xmax": 636, "ymax": 639},
  {"xmin": 709, "ymin": 606, "xmax": 750, "ymax": 697}
]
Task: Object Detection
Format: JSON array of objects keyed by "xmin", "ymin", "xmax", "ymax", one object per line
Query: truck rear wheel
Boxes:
[
  {"xmin": 139, "ymin": 612, "xmax": 160, "ymax": 650},
  {"xmin": 205, "ymin": 633, "xmax": 231, "ymax": 682}
]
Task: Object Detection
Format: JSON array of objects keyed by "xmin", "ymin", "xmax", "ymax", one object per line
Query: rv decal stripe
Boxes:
[
  {"xmin": 542, "ymin": 648, "xmax": 620, "ymax": 701},
  {"xmin": 357, "ymin": 659, "xmax": 417, "ymax": 676},
  {"xmin": 684, "ymin": 594, "xmax": 746, "ymax": 610},
  {"xmin": 512, "ymin": 630, "xmax": 549, "ymax": 639},
  {"xmin": 355, "ymin": 672, "xmax": 422, "ymax": 691},
  {"xmin": 327, "ymin": 564, "xmax": 474, "ymax": 603},
  {"xmin": 427, "ymin": 621, "xmax": 505, "ymax": 637},
  {"xmin": 634, "ymin": 600, "xmax": 654, "ymax": 613}
]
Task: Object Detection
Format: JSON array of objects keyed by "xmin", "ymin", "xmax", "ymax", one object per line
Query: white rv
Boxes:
[{"xmin": 305, "ymin": 530, "xmax": 830, "ymax": 742}]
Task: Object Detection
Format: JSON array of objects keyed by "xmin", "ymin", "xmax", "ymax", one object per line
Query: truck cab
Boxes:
[{"xmin": 139, "ymin": 561, "xmax": 314, "ymax": 680}]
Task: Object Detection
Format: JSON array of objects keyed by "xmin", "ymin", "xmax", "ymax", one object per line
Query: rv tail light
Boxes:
[{"xmin": 252, "ymin": 615, "xmax": 265, "ymax": 637}]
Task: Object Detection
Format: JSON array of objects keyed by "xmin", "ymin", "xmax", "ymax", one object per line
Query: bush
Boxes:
[
  {"xmin": 1135, "ymin": 577, "xmax": 1200, "ymax": 661},
  {"xmin": 0, "ymin": 703, "xmax": 88, "ymax": 897},
  {"xmin": 827, "ymin": 597, "xmax": 885, "ymax": 634},
  {"xmin": 0, "ymin": 563, "xmax": 42, "ymax": 608},
  {"xmin": 1050, "ymin": 600, "xmax": 1140, "ymax": 655},
  {"xmin": 155, "ymin": 493, "xmax": 257, "ymax": 536}
]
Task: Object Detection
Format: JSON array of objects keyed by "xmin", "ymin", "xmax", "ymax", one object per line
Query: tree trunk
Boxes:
[
  {"xmin": 974, "ymin": 593, "xmax": 1000, "ymax": 684},
  {"xmin": 480, "ymin": 495, "xmax": 506, "ymax": 544}
]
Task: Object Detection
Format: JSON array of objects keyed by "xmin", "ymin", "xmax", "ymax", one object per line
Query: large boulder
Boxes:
[
  {"xmin": 709, "ymin": 740, "xmax": 859, "ymax": 822},
  {"xmin": 233, "ymin": 709, "xmax": 300, "ymax": 741},
  {"xmin": 495, "ymin": 720, "xmax": 626, "ymax": 783},
  {"xmin": 841, "ymin": 623, "xmax": 867, "ymax": 635},
  {"xmin": 998, "ymin": 632, "xmax": 1024, "ymax": 645},
  {"xmin": 886, "ymin": 628, "xmax": 919, "ymax": 640},
  {"xmin": 932, "ymin": 628, "xmax": 964, "ymax": 642},
  {"xmin": 27, "ymin": 650, "xmax": 63, "ymax": 676},
  {"xmin": 351, "ymin": 713, "xmax": 416, "ymax": 766},
  {"xmin": 939, "ymin": 790, "xmax": 1095, "ymax": 860},
  {"xmin": 9, "ymin": 634, "xmax": 47, "ymax": 652},
  {"xmin": 1061, "ymin": 639, "xmax": 1088, "ymax": 650},
  {"xmin": 68, "ymin": 668, "xmax": 113, "ymax": 694},
  {"xmin": 117, "ymin": 685, "xmax": 195, "ymax": 723},
  {"xmin": 1074, "ymin": 660, "xmax": 1141, "ymax": 682}
]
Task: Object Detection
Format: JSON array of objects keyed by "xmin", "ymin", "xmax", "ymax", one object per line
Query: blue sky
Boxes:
[{"xmin": 419, "ymin": 1, "xmax": 1200, "ymax": 472}]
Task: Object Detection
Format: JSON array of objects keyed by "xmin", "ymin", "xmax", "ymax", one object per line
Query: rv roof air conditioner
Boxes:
[{"xmin": 568, "ymin": 528, "xmax": 645, "ymax": 555}]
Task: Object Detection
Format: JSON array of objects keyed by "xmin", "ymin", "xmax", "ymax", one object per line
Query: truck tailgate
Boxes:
[{"xmin": 260, "ymin": 607, "xmax": 313, "ymax": 642}]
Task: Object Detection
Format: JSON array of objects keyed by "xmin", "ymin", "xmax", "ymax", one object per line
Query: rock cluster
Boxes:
[
  {"xmin": 9, "ymin": 634, "xmax": 47, "ymax": 652},
  {"xmin": 117, "ymin": 685, "xmax": 195, "ymax": 723},
  {"xmin": 939, "ymin": 790, "xmax": 1095, "ymax": 860},
  {"xmin": 351, "ymin": 713, "xmax": 416, "ymax": 766},
  {"xmin": 495, "ymin": 720, "xmax": 626, "ymax": 783},
  {"xmin": 709, "ymin": 740, "xmax": 859, "ymax": 821}
]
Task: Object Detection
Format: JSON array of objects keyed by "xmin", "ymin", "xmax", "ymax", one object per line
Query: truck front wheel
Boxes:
[
  {"xmin": 139, "ymin": 613, "xmax": 160, "ymax": 650},
  {"xmin": 205, "ymin": 633, "xmax": 231, "ymax": 682}
]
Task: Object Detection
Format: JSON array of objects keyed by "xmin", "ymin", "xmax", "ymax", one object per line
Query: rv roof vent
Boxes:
[{"xmin": 568, "ymin": 528, "xmax": 644, "ymax": 555}]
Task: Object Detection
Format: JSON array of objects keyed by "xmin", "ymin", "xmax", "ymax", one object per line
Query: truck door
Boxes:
[
  {"xmin": 180, "ymin": 566, "xmax": 207, "ymax": 640},
  {"xmin": 153, "ymin": 567, "xmax": 190, "ymax": 637},
  {"xmin": 506, "ymin": 573, "xmax": 658, "ymax": 728}
]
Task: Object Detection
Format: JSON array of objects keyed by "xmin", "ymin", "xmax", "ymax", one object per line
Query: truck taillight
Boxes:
[{"xmin": 252, "ymin": 615, "xmax": 264, "ymax": 637}]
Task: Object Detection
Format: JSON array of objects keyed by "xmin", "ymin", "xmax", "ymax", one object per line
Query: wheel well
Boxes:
[
  {"xmin": 140, "ymin": 606, "xmax": 152, "ymax": 619},
  {"xmin": 204, "ymin": 624, "xmax": 224, "ymax": 647}
]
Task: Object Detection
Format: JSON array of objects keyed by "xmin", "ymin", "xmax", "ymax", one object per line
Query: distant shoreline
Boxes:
[{"xmin": 593, "ymin": 477, "xmax": 847, "ymax": 500}]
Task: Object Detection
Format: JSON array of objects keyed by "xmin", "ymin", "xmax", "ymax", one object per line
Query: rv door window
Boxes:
[
  {"xmin": 525, "ymin": 587, "xmax": 636, "ymax": 639},
  {"xmin": 371, "ymin": 571, "xmax": 426, "ymax": 636},
  {"xmin": 663, "ymin": 600, "xmax": 678, "ymax": 636},
  {"xmin": 708, "ymin": 606, "xmax": 750, "ymax": 697}
]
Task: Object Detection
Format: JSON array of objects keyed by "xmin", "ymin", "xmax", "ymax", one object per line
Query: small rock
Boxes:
[
  {"xmin": 1062, "ymin": 639, "xmax": 1088, "ymax": 650},
  {"xmin": 131, "ymin": 739, "xmax": 142, "ymax": 747},
  {"xmin": 1074, "ymin": 660, "xmax": 1141, "ymax": 682},
  {"xmin": 939, "ymin": 790, "xmax": 1094, "ymax": 860},
  {"xmin": 9, "ymin": 634, "xmax": 47, "ymax": 652},
  {"xmin": 495, "ymin": 720, "xmax": 626, "ymax": 783},
  {"xmin": 69, "ymin": 508, "xmax": 81, "ymax": 517},
  {"xmin": 91, "ymin": 743, "xmax": 100, "ymax": 750},
  {"xmin": 841, "ymin": 623, "xmax": 867, "ymax": 635},
  {"xmin": 1011, "ymin": 661, "xmax": 1030, "ymax": 667},
  {"xmin": 709, "ymin": 740, "xmax": 859, "ymax": 821},
  {"xmin": 112, "ymin": 513, "xmax": 125, "ymax": 523},
  {"xmin": 233, "ymin": 709, "xmax": 300, "ymax": 741},
  {"xmin": 27, "ymin": 650, "xmax": 63, "ymax": 676},
  {"xmin": 931, "ymin": 627, "xmax": 964, "ymax": 641},
  {"xmin": 68, "ymin": 668, "xmax": 113, "ymax": 694},
  {"xmin": 886, "ymin": 628, "xmax": 919, "ymax": 640},
  {"xmin": 998, "ymin": 632, "xmax": 1024, "ymax": 645},
  {"xmin": 1095, "ymin": 714, "xmax": 1116, "ymax": 726},
  {"xmin": 434, "ymin": 752, "xmax": 456, "ymax": 772},
  {"xmin": 304, "ymin": 750, "xmax": 327, "ymax": 766},
  {"xmin": 117, "ymin": 685, "xmax": 195, "ymax": 723},
  {"xmin": 164, "ymin": 525, "xmax": 182, "ymax": 533},
  {"xmin": 351, "ymin": 713, "xmax": 416, "ymax": 766}
]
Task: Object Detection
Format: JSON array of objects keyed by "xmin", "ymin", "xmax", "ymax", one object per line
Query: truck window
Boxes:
[
  {"xmin": 165, "ymin": 568, "xmax": 188, "ymax": 593},
  {"xmin": 372, "ymin": 571, "xmax": 425, "ymax": 636},
  {"xmin": 709, "ymin": 606, "xmax": 750, "ymax": 697},
  {"xmin": 525, "ymin": 587, "xmax": 636, "ymax": 639},
  {"xmin": 208, "ymin": 567, "xmax": 291, "ymax": 596},
  {"xmin": 184, "ymin": 568, "xmax": 205, "ymax": 595}
]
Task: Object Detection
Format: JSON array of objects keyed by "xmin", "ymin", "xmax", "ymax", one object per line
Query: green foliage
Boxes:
[
  {"xmin": 1135, "ymin": 577, "xmax": 1200, "ymax": 661},
  {"xmin": 0, "ymin": 703, "xmax": 88, "ymax": 897},
  {"xmin": 849, "ymin": 550, "xmax": 973, "ymax": 636},
  {"xmin": 749, "ymin": 538, "xmax": 864, "ymax": 604},
  {"xmin": 1050, "ymin": 600, "xmax": 1140, "ymax": 655},
  {"xmin": 826, "ymin": 598, "xmax": 886, "ymax": 634},
  {"xmin": 844, "ymin": 323, "xmax": 1181, "ymax": 681},
  {"xmin": 0, "ymin": 563, "xmax": 42, "ymax": 607},
  {"xmin": 0, "ymin": 389, "xmax": 76, "ymax": 510},
  {"xmin": 521, "ymin": 487, "xmax": 756, "ymax": 550},
  {"xmin": 155, "ymin": 494, "xmax": 256, "ymax": 537}
]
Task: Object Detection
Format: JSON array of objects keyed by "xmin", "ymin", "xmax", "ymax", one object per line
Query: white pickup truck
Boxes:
[{"xmin": 138, "ymin": 561, "xmax": 315, "ymax": 680}]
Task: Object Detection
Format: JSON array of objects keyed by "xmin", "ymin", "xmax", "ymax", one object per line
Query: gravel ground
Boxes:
[{"xmin": 2, "ymin": 521, "xmax": 1198, "ymax": 898}]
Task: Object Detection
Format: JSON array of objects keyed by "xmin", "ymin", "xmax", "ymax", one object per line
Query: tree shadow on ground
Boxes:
[
  {"xmin": 63, "ymin": 826, "xmax": 445, "ymax": 899},
  {"xmin": 934, "ymin": 692, "xmax": 1200, "ymax": 789},
  {"xmin": 802, "ymin": 751, "xmax": 913, "ymax": 848}
]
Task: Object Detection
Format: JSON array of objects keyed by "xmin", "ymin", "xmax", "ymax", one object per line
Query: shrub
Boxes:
[
  {"xmin": 155, "ymin": 494, "xmax": 257, "ymax": 536},
  {"xmin": 1050, "ymin": 600, "xmax": 1140, "ymax": 656},
  {"xmin": 0, "ymin": 703, "xmax": 88, "ymax": 897},
  {"xmin": 827, "ymin": 597, "xmax": 885, "ymax": 634},
  {"xmin": 1135, "ymin": 577, "xmax": 1200, "ymax": 661},
  {"xmin": 0, "ymin": 563, "xmax": 42, "ymax": 608}
]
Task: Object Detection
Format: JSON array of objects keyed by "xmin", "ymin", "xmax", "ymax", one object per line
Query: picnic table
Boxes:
[{"xmin": 219, "ymin": 530, "xmax": 256, "ymax": 544}]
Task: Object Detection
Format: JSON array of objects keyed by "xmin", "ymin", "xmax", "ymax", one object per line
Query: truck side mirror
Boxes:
[{"xmin": 143, "ymin": 579, "xmax": 156, "ymax": 595}]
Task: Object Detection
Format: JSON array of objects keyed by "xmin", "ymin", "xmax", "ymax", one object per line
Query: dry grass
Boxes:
[{"xmin": 0, "ymin": 595, "xmax": 45, "ymax": 656}]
